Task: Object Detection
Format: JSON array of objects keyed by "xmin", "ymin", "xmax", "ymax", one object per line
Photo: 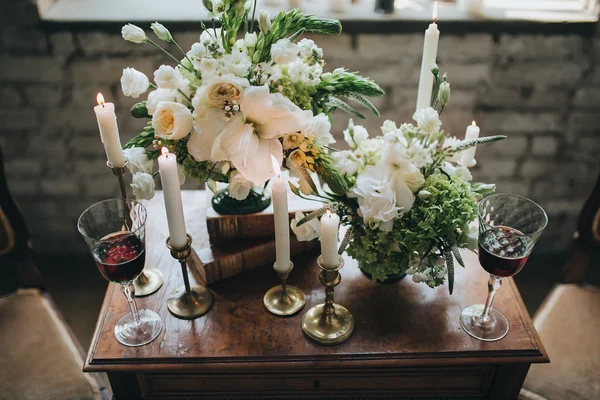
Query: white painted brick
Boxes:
[
  {"xmin": 4, "ymin": 159, "xmax": 42, "ymax": 177},
  {"xmin": 573, "ymin": 88, "xmax": 600, "ymax": 109},
  {"xmin": 476, "ymin": 136, "xmax": 528, "ymax": 159},
  {"xmin": 24, "ymin": 85, "xmax": 62, "ymax": 106},
  {"xmin": 6, "ymin": 180, "xmax": 38, "ymax": 196},
  {"xmin": 480, "ymin": 87, "xmax": 569, "ymax": 110},
  {"xmin": 520, "ymin": 160, "xmax": 549, "ymax": 178},
  {"xmin": 497, "ymin": 35, "xmax": 586, "ymax": 62},
  {"xmin": 71, "ymin": 58, "xmax": 153, "ymax": 85},
  {"xmin": 40, "ymin": 179, "xmax": 81, "ymax": 196},
  {"xmin": 478, "ymin": 112, "xmax": 563, "ymax": 134},
  {"xmin": 438, "ymin": 34, "xmax": 493, "ymax": 62},
  {"xmin": 305, "ymin": 33, "xmax": 354, "ymax": 62},
  {"xmin": 0, "ymin": 86, "xmax": 24, "ymax": 106},
  {"xmin": 567, "ymin": 112, "xmax": 600, "ymax": 140},
  {"xmin": 495, "ymin": 179, "xmax": 531, "ymax": 197},
  {"xmin": 472, "ymin": 159, "xmax": 517, "ymax": 180},
  {"xmin": 77, "ymin": 32, "xmax": 136, "ymax": 55},
  {"xmin": 4, "ymin": 109, "xmax": 39, "ymax": 130},
  {"xmin": 531, "ymin": 136, "xmax": 559, "ymax": 156},
  {"xmin": 357, "ymin": 34, "xmax": 422, "ymax": 61},
  {"xmin": 50, "ymin": 32, "xmax": 76, "ymax": 55},
  {"xmin": 0, "ymin": 56, "xmax": 63, "ymax": 83},
  {"xmin": 1, "ymin": 26, "xmax": 47, "ymax": 53},
  {"xmin": 438, "ymin": 62, "xmax": 490, "ymax": 88},
  {"xmin": 494, "ymin": 62, "xmax": 587, "ymax": 90}
]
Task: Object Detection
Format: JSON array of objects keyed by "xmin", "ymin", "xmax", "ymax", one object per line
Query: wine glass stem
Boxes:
[
  {"xmin": 481, "ymin": 275, "xmax": 502, "ymax": 323},
  {"xmin": 122, "ymin": 282, "xmax": 141, "ymax": 324}
]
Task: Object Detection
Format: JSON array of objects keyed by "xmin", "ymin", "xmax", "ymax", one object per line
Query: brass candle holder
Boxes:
[
  {"xmin": 108, "ymin": 160, "xmax": 164, "ymax": 296},
  {"xmin": 166, "ymin": 234, "xmax": 213, "ymax": 319},
  {"xmin": 263, "ymin": 262, "xmax": 305, "ymax": 316},
  {"xmin": 302, "ymin": 255, "xmax": 354, "ymax": 345}
]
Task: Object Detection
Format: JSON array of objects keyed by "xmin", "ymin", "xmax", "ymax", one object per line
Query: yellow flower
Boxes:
[
  {"xmin": 282, "ymin": 133, "xmax": 305, "ymax": 150},
  {"xmin": 289, "ymin": 149, "xmax": 307, "ymax": 165}
]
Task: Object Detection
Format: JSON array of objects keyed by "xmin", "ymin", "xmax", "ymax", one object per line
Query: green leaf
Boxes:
[
  {"xmin": 327, "ymin": 96, "xmax": 366, "ymax": 119},
  {"xmin": 206, "ymin": 179, "xmax": 218, "ymax": 194},
  {"xmin": 131, "ymin": 102, "xmax": 150, "ymax": 118},
  {"xmin": 296, "ymin": 206, "xmax": 329, "ymax": 226},
  {"xmin": 471, "ymin": 182, "xmax": 496, "ymax": 196},
  {"xmin": 451, "ymin": 244, "xmax": 465, "ymax": 268},
  {"xmin": 444, "ymin": 248, "xmax": 455, "ymax": 295},
  {"xmin": 348, "ymin": 94, "xmax": 380, "ymax": 117},
  {"xmin": 338, "ymin": 226, "xmax": 354, "ymax": 255},
  {"xmin": 288, "ymin": 181, "xmax": 302, "ymax": 197},
  {"xmin": 454, "ymin": 135, "xmax": 506, "ymax": 152}
]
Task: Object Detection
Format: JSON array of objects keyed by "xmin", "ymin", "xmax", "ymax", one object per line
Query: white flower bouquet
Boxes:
[
  {"xmin": 291, "ymin": 74, "xmax": 505, "ymax": 293},
  {"xmin": 119, "ymin": 0, "xmax": 383, "ymax": 206}
]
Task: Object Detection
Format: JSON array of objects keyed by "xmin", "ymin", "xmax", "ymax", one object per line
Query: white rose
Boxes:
[
  {"xmin": 152, "ymin": 101, "xmax": 193, "ymax": 140},
  {"xmin": 271, "ymin": 38, "xmax": 299, "ymax": 64},
  {"xmin": 146, "ymin": 88, "xmax": 184, "ymax": 115},
  {"xmin": 351, "ymin": 166, "xmax": 398, "ymax": 225},
  {"xmin": 381, "ymin": 120, "xmax": 398, "ymax": 135},
  {"xmin": 121, "ymin": 24, "xmax": 147, "ymax": 44},
  {"xmin": 154, "ymin": 65, "xmax": 185, "ymax": 89},
  {"xmin": 123, "ymin": 147, "xmax": 153, "ymax": 174},
  {"xmin": 150, "ymin": 22, "xmax": 173, "ymax": 42},
  {"xmin": 412, "ymin": 107, "xmax": 442, "ymax": 134},
  {"xmin": 344, "ymin": 124, "xmax": 369, "ymax": 148},
  {"xmin": 302, "ymin": 114, "xmax": 334, "ymax": 146},
  {"xmin": 131, "ymin": 172, "xmax": 155, "ymax": 201},
  {"xmin": 332, "ymin": 150, "xmax": 362, "ymax": 177},
  {"xmin": 290, "ymin": 211, "xmax": 320, "ymax": 242},
  {"xmin": 228, "ymin": 170, "xmax": 253, "ymax": 200},
  {"xmin": 192, "ymin": 74, "xmax": 248, "ymax": 112},
  {"xmin": 120, "ymin": 68, "xmax": 149, "ymax": 99}
]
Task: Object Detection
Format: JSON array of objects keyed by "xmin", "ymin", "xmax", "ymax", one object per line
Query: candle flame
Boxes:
[
  {"xmin": 325, "ymin": 210, "xmax": 331, "ymax": 216},
  {"xmin": 161, "ymin": 147, "xmax": 169, "ymax": 156},
  {"xmin": 96, "ymin": 93, "xmax": 105, "ymax": 106},
  {"xmin": 472, "ymin": 121, "xmax": 476, "ymax": 126},
  {"xmin": 432, "ymin": 1, "xmax": 438, "ymax": 22},
  {"xmin": 271, "ymin": 155, "xmax": 281, "ymax": 177}
]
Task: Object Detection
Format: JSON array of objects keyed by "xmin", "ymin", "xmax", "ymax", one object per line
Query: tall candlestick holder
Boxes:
[
  {"xmin": 166, "ymin": 234, "xmax": 213, "ymax": 319},
  {"xmin": 264, "ymin": 262, "xmax": 305, "ymax": 316},
  {"xmin": 108, "ymin": 160, "xmax": 164, "ymax": 296},
  {"xmin": 302, "ymin": 255, "xmax": 354, "ymax": 345}
]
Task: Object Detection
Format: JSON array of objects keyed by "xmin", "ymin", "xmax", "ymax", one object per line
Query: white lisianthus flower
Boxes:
[
  {"xmin": 390, "ymin": 174, "xmax": 415, "ymax": 213},
  {"xmin": 412, "ymin": 107, "xmax": 442, "ymax": 134},
  {"xmin": 441, "ymin": 162, "xmax": 473, "ymax": 182},
  {"xmin": 302, "ymin": 113, "xmax": 334, "ymax": 147},
  {"xmin": 121, "ymin": 24, "xmax": 147, "ymax": 43},
  {"xmin": 146, "ymin": 89, "xmax": 186, "ymax": 115},
  {"xmin": 150, "ymin": 22, "xmax": 173, "ymax": 42},
  {"xmin": 358, "ymin": 137, "xmax": 385, "ymax": 165},
  {"xmin": 298, "ymin": 38, "xmax": 323, "ymax": 62},
  {"xmin": 221, "ymin": 51, "xmax": 252, "ymax": 78},
  {"xmin": 188, "ymin": 85, "xmax": 311, "ymax": 186},
  {"xmin": 381, "ymin": 120, "xmax": 398, "ymax": 135},
  {"xmin": 290, "ymin": 212, "xmax": 320, "ymax": 242},
  {"xmin": 443, "ymin": 136, "xmax": 463, "ymax": 163},
  {"xmin": 227, "ymin": 170, "xmax": 253, "ymax": 200},
  {"xmin": 332, "ymin": 150, "xmax": 362, "ymax": 177},
  {"xmin": 152, "ymin": 101, "xmax": 193, "ymax": 140},
  {"xmin": 131, "ymin": 172, "xmax": 155, "ymax": 200},
  {"xmin": 271, "ymin": 38, "xmax": 299, "ymax": 64},
  {"xmin": 344, "ymin": 124, "xmax": 369, "ymax": 148},
  {"xmin": 123, "ymin": 147, "xmax": 153, "ymax": 174},
  {"xmin": 120, "ymin": 68, "xmax": 149, "ymax": 98},
  {"xmin": 397, "ymin": 163, "xmax": 425, "ymax": 193},
  {"xmin": 407, "ymin": 141, "xmax": 433, "ymax": 168},
  {"xmin": 154, "ymin": 65, "xmax": 186, "ymax": 89},
  {"xmin": 244, "ymin": 32, "xmax": 257, "ymax": 48},
  {"xmin": 350, "ymin": 166, "xmax": 398, "ymax": 226},
  {"xmin": 258, "ymin": 10, "xmax": 271, "ymax": 33}
]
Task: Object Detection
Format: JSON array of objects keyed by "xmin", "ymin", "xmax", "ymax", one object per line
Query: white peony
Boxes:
[
  {"xmin": 152, "ymin": 101, "xmax": 193, "ymax": 140},
  {"xmin": 121, "ymin": 24, "xmax": 147, "ymax": 43},
  {"xmin": 123, "ymin": 147, "xmax": 153, "ymax": 174},
  {"xmin": 271, "ymin": 38, "xmax": 299, "ymax": 64},
  {"xmin": 344, "ymin": 124, "xmax": 369, "ymax": 148},
  {"xmin": 290, "ymin": 211, "xmax": 320, "ymax": 242},
  {"xmin": 154, "ymin": 65, "xmax": 186, "ymax": 89},
  {"xmin": 332, "ymin": 150, "xmax": 362, "ymax": 177},
  {"xmin": 302, "ymin": 113, "xmax": 334, "ymax": 147},
  {"xmin": 120, "ymin": 68, "xmax": 149, "ymax": 99},
  {"xmin": 412, "ymin": 107, "xmax": 442, "ymax": 134},
  {"xmin": 351, "ymin": 166, "xmax": 398, "ymax": 225},
  {"xmin": 228, "ymin": 170, "xmax": 253, "ymax": 200},
  {"xmin": 188, "ymin": 85, "xmax": 311, "ymax": 186},
  {"xmin": 146, "ymin": 88, "xmax": 186, "ymax": 115},
  {"xmin": 131, "ymin": 172, "xmax": 155, "ymax": 200}
]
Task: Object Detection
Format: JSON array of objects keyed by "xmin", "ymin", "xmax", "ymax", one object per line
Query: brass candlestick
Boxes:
[
  {"xmin": 264, "ymin": 262, "xmax": 305, "ymax": 316},
  {"xmin": 166, "ymin": 234, "xmax": 213, "ymax": 319},
  {"xmin": 108, "ymin": 160, "xmax": 164, "ymax": 296},
  {"xmin": 302, "ymin": 255, "xmax": 354, "ymax": 345}
]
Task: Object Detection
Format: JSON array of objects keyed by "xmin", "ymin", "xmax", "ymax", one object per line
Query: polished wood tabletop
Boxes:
[{"xmin": 84, "ymin": 191, "xmax": 547, "ymax": 399}]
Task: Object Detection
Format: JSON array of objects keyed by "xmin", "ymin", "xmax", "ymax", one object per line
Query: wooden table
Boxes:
[{"xmin": 84, "ymin": 191, "xmax": 548, "ymax": 399}]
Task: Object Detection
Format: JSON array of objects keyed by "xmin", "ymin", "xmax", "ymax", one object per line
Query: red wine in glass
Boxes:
[
  {"xmin": 478, "ymin": 226, "xmax": 530, "ymax": 277},
  {"xmin": 93, "ymin": 232, "xmax": 145, "ymax": 284}
]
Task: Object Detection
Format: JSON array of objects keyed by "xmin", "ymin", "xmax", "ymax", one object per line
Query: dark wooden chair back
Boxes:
[{"xmin": 0, "ymin": 146, "xmax": 44, "ymax": 289}]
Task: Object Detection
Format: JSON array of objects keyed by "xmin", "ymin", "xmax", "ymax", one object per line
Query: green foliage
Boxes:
[
  {"xmin": 131, "ymin": 102, "xmax": 150, "ymax": 118},
  {"xmin": 313, "ymin": 153, "xmax": 350, "ymax": 195},
  {"xmin": 454, "ymin": 135, "xmax": 506, "ymax": 152},
  {"xmin": 123, "ymin": 122, "xmax": 154, "ymax": 149},
  {"xmin": 270, "ymin": 73, "xmax": 317, "ymax": 111}
]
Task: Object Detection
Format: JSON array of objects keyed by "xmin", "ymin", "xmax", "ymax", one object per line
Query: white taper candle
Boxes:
[
  {"xmin": 158, "ymin": 147, "xmax": 187, "ymax": 248},
  {"xmin": 271, "ymin": 156, "xmax": 291, "ymax": 274},
  {"xmin": 460, "ymin": 121, "xmax": 480, "ymax": 167},
  {"xmin": 94, "ymin": 93, "xmax": 127, "ymax": 168},
  {"xmin": 416, "ymin": 2, "xmax": 440, "ymax": 111},
  {"xmin": 320, "ymin": 210, "xmax": 340, "ymax": 269}
]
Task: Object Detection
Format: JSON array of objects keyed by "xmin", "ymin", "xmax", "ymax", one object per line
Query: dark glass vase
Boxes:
[
  {"xmin": 358, "ymin": 260, "xmax": 407, "ymax": 284},
  {"xmin": 211, "ymin": 187, "xmax": 271, "ymax": 215}
]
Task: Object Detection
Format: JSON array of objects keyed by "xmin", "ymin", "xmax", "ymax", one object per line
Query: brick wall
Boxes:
[{"xmin": 1, "ymin": 1, "xmax": 599, "ymax": 254}]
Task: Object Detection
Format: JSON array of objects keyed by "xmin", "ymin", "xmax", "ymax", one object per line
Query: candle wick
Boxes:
[{"xmin": 101, "ymin": 103, "xmax": 105, "ymax": 108}]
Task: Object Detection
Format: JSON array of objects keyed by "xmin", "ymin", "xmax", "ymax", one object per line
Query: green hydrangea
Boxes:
[{"xmin": 270, "ymin": 73, "xmax": 317, "ymax": 111}]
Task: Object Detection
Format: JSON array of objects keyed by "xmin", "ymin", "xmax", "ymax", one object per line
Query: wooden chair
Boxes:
[
  {"xmin": 0, "ymin": 146, "xmax": 110, "ymax": 400},
  {"xmin": 520, "ymin": 170, "xmax": 600, "ymax": 400}
]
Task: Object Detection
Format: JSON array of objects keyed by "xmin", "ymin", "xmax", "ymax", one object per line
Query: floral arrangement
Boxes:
[
  {"xmin": 290, "ymin": 73, "xmax": 504, "ymax": 293},
  {"xmin": 118, "ymin": 0, "xmax": 383, "ymax": 201}
]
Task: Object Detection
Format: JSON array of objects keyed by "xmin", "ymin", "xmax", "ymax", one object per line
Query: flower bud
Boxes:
[
  {"xmin": 431, "ymin": 61, "xmax": 439, "ymax": 75},
  {"xmin": 258, "ymin": 10, "xmax": 271, "ymax": 34},
  {"xmin": 202, "ymin": 0, "xmax": 213, "ymax": 11},
  {"xmin": 437, "ymin": 81, "xmax": 451, "ymax": 107},
  {"xmin": 151, "ymin": 22, "xmax": 173, "ymax": 42},
  {"xmin": 418, "ymin": 189, "xmax": 431, "ymax": 199},
  {"xmin": 121, "ymin": 24, "xmax": 147, "ymax": 44}
]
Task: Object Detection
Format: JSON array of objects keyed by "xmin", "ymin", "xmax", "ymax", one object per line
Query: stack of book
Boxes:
[{"xmin": 190, "ymin": 196, "xmax": 321, "ymax": 284}]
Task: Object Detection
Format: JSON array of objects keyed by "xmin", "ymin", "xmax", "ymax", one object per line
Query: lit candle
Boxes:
[
  {"xmin": 460, "ymin": 121, "xmax": 480, "ymax": 167},
  {"xmin": 320, "ymin": 210, "xmax": 340, "ymax": 269},
  {"xmin": 158, "ymin": 147, "xmax": 187, "ymax": 248},
  {"xmin": 94, "ymin": 93, "xmax": 127, "ymax": 168},
  {"xmin": 271, "ymin": 156, "xmax": 291, "ymax": 274},
  {"xmin": 416, "ymin": 2, "xmax": 440, "ymax": 111}
]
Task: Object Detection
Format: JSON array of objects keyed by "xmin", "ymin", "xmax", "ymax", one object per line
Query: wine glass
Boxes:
[
  {"xmin": 77, "ymin": 198, "xmax": 163, "ymax": 347},
  {"xmin": 460, "ymin": 193, "xmax": 547, "ymax": 342}
]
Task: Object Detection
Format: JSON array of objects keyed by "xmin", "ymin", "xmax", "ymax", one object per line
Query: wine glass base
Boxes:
[
  {"xmin": 133, "ymin": 268, "xmax": 164, "ymax": 297},
  {"xmin": 460, "ymin": 304, "xmax": 509, "ymax": 342},
  {"xmin": 114, "ymin": 309, "xmax": 162, "ymax": 347},
  {"xmin": 263, "ymin": 284, "xmax": 306, "ymax": 316}
]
